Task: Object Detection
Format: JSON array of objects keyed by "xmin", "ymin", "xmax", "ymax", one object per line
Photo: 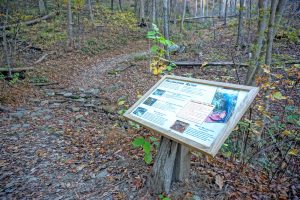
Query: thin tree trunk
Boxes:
[
  {"xmin": 245, "ymin": 0, "xmax": 268, "ymax": 86},
  {"xmin": 111, "ymin": 0, "xmax": 114, "ymax": 11},
  {"xmin": 237, "ymin": 0, "xmax": 245, "ymax": 48},
  {"xmin": 39, "ymin": 0, "xmax": 46, "ymax": 15},
  {"xmin": 67, "ymin": 0, "xmax": 74, "ymax": 48},
  {"xmin": 87, "ymin": 0, "xmax": 94, "ymax": 25},
  {"xmin": 247, "ymin": 0, "xmax": 252, "ymax": 60},
  {"xmin": 152, "ymin": 0, "xmax": 156, "ymax": 24},
  {"xmin": 2, "ymin": 8, "xmax": 12, "ymax": 78},
  {"xmin": 140, "ymin": 0, "xmax": 145, "ymax": 21},
  {"xmin": 274, "ymin": 0, "xmax": 288, "ymax": 32},
  {"xmin": 163, "ymin": 0, "xmax": 170, "ymax": 60},
  {"xmin": 119, "ymin": 0, "xmax": 123, "ymax": 11},
  {"xmin": 224, "ymin": 0, "xmax": 228, "ymax": 25},
  {"xmin": 212, "ymin": 0, "xmax": 216, "ymax": 40},
  {"xmin": 195, "ymin": 0, "xmax": 198, "ymax": 17},
  {"xmin": 173, "ymin": 0, "xmax": 178, "ymax": 25},
  {"xmin": 206, "ymin": 0, "xmax": 209, "ymax": 17},
  {"xmin": 265, "ymin": 0, "xmax": 279, "ymax": 66},
  {"xmin": 219, "ymin": 0, "xmax": 222, "ymax": 17},
  {"xmin": 202, "ymin": 0, "xmax": 205, "ymax": 17},
  {"xmin": 180, "ymin": 0, "xmax": 187, "ymax": 32},
  {"xmin": 163, "ymin": 0, "xmax": 170, "ymax": 40}
]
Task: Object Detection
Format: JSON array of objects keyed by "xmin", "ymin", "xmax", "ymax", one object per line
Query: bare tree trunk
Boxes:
[
  {"xmin": 195, "ymin": 0, "xmax": 198, "ymax": 17},
  {"xmin": 173, "ymin": 0, "xmax": 178, "ymax": 25},
  {"xmin": 140, "ymin": 0, "xmax": 145, "ymax": 21},
  {"xmin": 163, "ymin": 0, "xmax": 170, "ymax": 60},
  {"xmin": 180, "ymin": 0, "xmax": 187, "ymax": 32},
  {"xmin": 2, "ymin": 8, "xmax": 12, "ymax": 78},
  {"xmin": 111, "ymin": 0, "xmax": 114, "ymax": 11},
  {"xmin": 39, "ymin": 0, "xmax": 46, "ymax": 15},
  {"xmin": 236, "ymin": 0, "xmax": 245, "ymax": 48},
  {"xmin": 163, "ymin": 0, "xmax": 170, "ymax": 40},
  {"xmin": 247, "ymin": 0, "xmax": 252, "ymax": 60},
  {"xmin": 265, "ymin": 0, "xmax": 278, "ymax": 66},
  {"xmin": 206, "ymin": 0, "xmax": 209, "ymax": 17},
  {"xmin": 67, "ymin": 0, "xmax": 74, "ymax": 48},
  {"xmin": 224, "ymin": 0, "xmax": 228, "ymax": 25},
  {"xmin": 203, "ymin": 0, "xmax": 206, "ymax": 16},
  {"xmin": 274, "ymin": 0, "xmax": 288, "ymax": 32},
  {"xmin": 212, "ymin": 0, "xmax": 216, "ymax": 40},
  {"xmin": 87, "ymin": 0, "xmax": 94, "ymax": 25},
  {"xmin": 245, "ymin": 0, "xmax": 268, "ymax": 86},
  {"xmin": 219, "ymin": 0, "xmax": 222, "ymax": 17},
  {"xmin": 119, "ymin": 0, "xmax": 123, "ymax": 11},
  {"xmin": 152, "ymin": 0, "xmax": 156, "ymax": 24}
]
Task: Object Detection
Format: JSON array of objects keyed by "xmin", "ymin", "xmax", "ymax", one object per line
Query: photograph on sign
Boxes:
[{"xmin": 125, "ymin": 75, "xmax": 259, "ymax": 156}]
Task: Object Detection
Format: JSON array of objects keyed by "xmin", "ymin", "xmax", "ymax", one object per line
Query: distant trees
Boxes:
[{"xmin": 246, "ymin": 0, "xmax": 288, "ymax": 85}]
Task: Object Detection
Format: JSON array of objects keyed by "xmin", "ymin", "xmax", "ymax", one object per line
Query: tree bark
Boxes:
[
  {"xmin": 173, "ymin": 145, "xmax": 191, "ymax": 181},
  {"xmin": 172, "ymin": 0, "xmax": 178, "ymax": 25},
  {"xmin": 149, "ymin": 137, "xmax": 191, "ymax": 194},
  {"xmin": 140, "ymin": 0, "xmax": 145, "ymax": 21},
  {"xmin": 87, "ymin": 0, "xmax": 94, "ymax": 24},
  {"xmin": 149, "ymin": 137, "xmax": 179, "ymax": 194},
  {"xmin": 39, "ymin": 0, "xmax": 46, "ymax": 15},
  {"xmin": 236, "ymin": 0, "xmax": 245, "ymax": 48},
  {"xmin": 152, "ymin": 0, "xmax": 156, "ymax": 24},
  {"xmin": 224, "ymin": 0, "xmax": 228, "ymax": 25},
  {"xmin": 265, "ymin": 0, "xmax": 279, "ymax": 66},
  {"xmin": 274, "ymin": 0, "xmax": 288, "ymax": 33},
  {"xmin": 180, "ymin": 0, "xmax": 187, "ymax": 32},
  {"xmin": 67, "ymin": 0, "xmax": 74, "ymax": 48},
  {"xmin": 111, "ymin": 0, "xmax": 114, "ymax": 11},
  {"xmin": 2, "ymin": 8, "xmax": 12, "ymax": 78},
  {"xmin": 195, "ymin": 0, "xmax": 198, "ymax": 17},
  {"xmin": 245, "ymin": 0, "xmax": 268, "ymax": 86},
  {"xmin": 163, "ymin": 0, "xmax": 170, "ymax": 40},
  {"xmin": 119, "ymin": 0, "xmax": 123, "ymax": 11}
]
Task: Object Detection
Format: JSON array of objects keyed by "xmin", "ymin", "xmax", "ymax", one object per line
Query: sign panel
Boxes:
[{"xmin": 124, "ymin": 75, "xmax": 259, "ymax": 156}]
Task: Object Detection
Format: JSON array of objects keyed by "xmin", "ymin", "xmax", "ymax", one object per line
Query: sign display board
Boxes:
[{"xmin": 124, "ymin": 75, "xmax": 259, "ymax": 156}]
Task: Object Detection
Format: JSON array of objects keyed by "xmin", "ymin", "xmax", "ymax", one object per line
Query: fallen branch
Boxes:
[
  {"xmin": 34, "ymin": 53, "xmax": 48, "ymax": 64},
  {"xmin": 33, "ymin": 82, "xmax": 58, "ymax": 86},
  {"xmin": 173, "ymin": 61, "xmax": 249, "ymax": 67},
  {"xmin": 170, "ymin": 15, "xmax": 237, "ymax": 23},
  {"xmin": 173, "ymin": 60, "xmax": 300, "ymax": 68},
  {"xmin": 0, "ymin": 13, "xmax": 56, "ymax": 30},
  {"xmin": 0, "ymin": 67, "xmax": 34, "ymax": 73},
  {"xmin": 282, "ymin": 60, "xmax": 300, "ymax": 65}
]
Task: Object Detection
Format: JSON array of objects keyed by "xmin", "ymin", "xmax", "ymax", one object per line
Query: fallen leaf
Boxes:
[{"xmin": 215, "ymin": 175, "xmax": 224, "ymax": 189}]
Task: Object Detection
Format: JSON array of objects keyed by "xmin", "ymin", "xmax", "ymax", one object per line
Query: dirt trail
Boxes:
[{"xmin": 73, "ymin": 51, "xmax": 148, "ymax": 89}]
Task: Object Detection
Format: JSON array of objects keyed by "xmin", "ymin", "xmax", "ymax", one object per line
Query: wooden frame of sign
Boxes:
[{"xmin": 124, "ymin": 75, "xmax": 259, "ymax": 194}]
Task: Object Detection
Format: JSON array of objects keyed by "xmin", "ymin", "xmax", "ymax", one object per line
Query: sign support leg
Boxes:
[{"xmin": 149, "ymin": 136, "xmax": 191, "ymax": 194}]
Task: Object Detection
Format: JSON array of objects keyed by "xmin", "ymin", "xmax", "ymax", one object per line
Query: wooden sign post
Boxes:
[{"xmin": 124, "ymin": 75, "xmax": 259, "ymax": 194}]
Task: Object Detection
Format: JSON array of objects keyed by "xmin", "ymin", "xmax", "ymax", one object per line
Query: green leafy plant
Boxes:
[
  {"xmin": 117, "ymin": 96, "xmax": 128, "ymax": 115},
  {"xmin": 158, "ymin": 194, "xmax": 171, "ymax": 200},
  {"xmin": 147, "ymin": 24, "xmax": 176, "ymax": 75},
  {"xmin": 0, "ymin": 73, "xmax": 5, "ymax": 80},
  {"xmin": 9, "ymin": 73, "xmax": 20, "ymax": 85},
  {"xmin": 132, "ymin": 136, "xmax": 159, "ymax": 164}
]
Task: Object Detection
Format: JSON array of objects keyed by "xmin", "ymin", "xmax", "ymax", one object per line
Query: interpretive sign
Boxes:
[{"xmin": 124, "ymin": 75, "xmax": 259, "ymax": 156}]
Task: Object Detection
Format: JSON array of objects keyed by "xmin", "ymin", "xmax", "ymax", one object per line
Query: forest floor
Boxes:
[{"xmin": 1, "ymin": 16, "xmax": 300, "ymax": 200}]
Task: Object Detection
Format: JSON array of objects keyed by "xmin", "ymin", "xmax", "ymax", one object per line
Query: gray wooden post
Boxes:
[{"xmin": 149, "ymin": 137, "xmax": 191, "ymax": 194}]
